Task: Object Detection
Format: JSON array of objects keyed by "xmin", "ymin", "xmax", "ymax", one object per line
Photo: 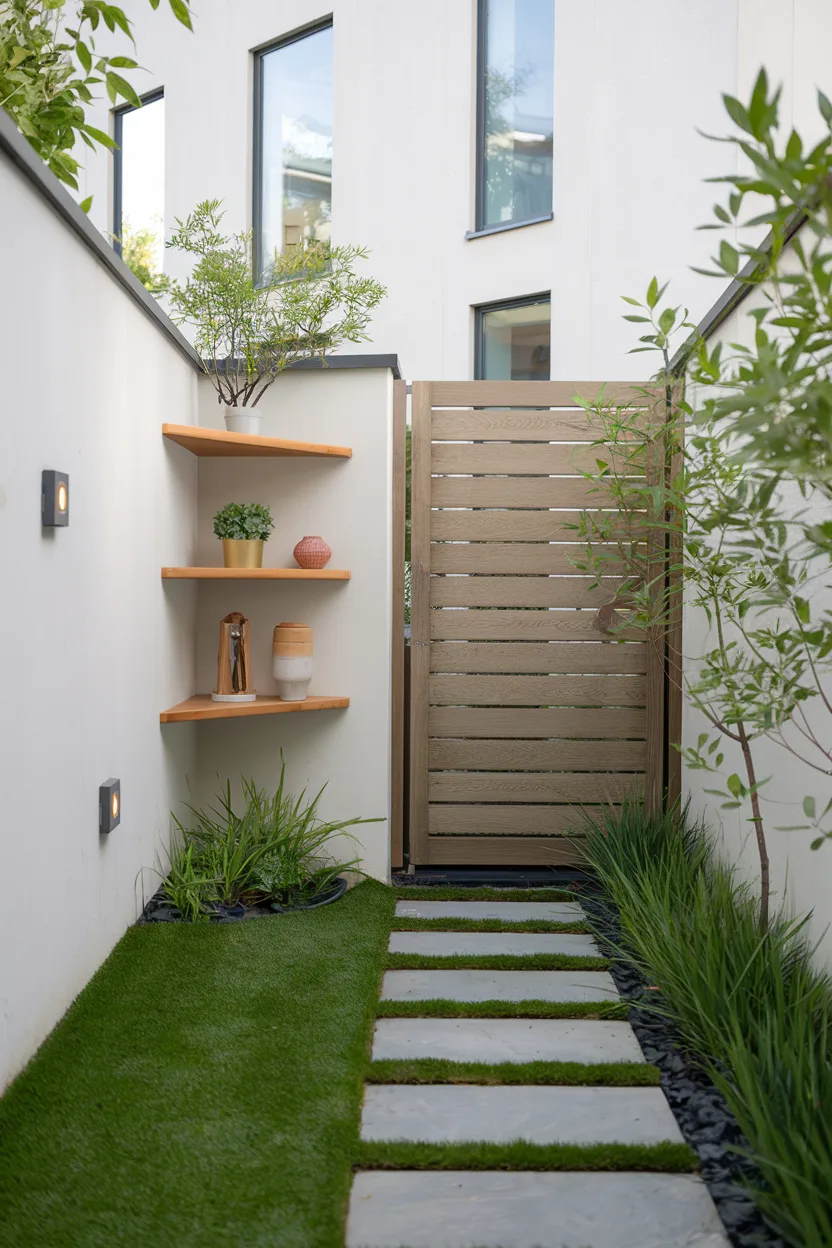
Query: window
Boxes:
[
  {"xmin": 476, "ymin": 295, "xmax": 551, "ymax": 380},
  {"xmin": 477, "ymin": 0, "xmax": 554, "ymax": 231},
  {"xmin": 254, "ymin": 21, "xmax": 333, "ymax": 279},
  {"xmin": 112, "ymin": 90, "xmax": 165, "ymax": 274}
]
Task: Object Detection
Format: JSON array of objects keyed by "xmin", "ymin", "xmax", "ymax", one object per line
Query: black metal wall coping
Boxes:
[
  {"xmin": 0, "ymin": 107, "xmax": 402, "ymax": 381},
  {"xmin": 670, "ymin": 209, "xmax": 807, "ymax": 374}
]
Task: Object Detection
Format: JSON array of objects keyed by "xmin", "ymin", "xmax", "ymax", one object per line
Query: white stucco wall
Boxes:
[
  {"xmin": 0, "ymin": 150, "xmax": 199, "ymax": 1089},
  {"xmin": 190, "ymin": 369, "xmax": 395, "ymax": 882},
  {"xmin": 78, "ymin": 0, "xmax": 740, "ymax": 382}
]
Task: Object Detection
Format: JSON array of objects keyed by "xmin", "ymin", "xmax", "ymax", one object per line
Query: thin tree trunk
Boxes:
[{"xmin": 737, "ymin": 719, "xmax": 770, "ymax": 931}]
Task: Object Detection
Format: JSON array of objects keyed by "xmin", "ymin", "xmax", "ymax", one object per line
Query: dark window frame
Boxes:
[
  {"xmin": 112, "ymin": 87, "xmax": 164, "ymax": 258},
  {"xmin": 252, "ymin": 14, "xmax": 334, "ymax": 281},
  {"xmin": 474, "ymin": 0, "xmax": 554, "ymax": 233},
  {"xmin": 474, "ymin": 291, "xmax": 551, "ymax": 380}
]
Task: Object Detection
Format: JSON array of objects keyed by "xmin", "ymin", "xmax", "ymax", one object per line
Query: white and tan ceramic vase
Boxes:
[{"xmin": 272, "ymin": 622, "xmax": 313, "ymax": 702}]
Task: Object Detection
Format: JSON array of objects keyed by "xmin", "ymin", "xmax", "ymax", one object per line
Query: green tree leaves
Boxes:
[{"xmin": 1, "ymin": 0, "xmax": 192, "ymax": 193}]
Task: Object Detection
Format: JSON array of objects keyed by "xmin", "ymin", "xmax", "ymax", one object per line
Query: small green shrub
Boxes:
[
  {"xmin": 160, "ymin": 764, "xmax": 370, "ymax": 920},
  {"xmin": 212, "ymin": 502, "xmax": 274, "ymax": 541},
  {"xmin": 583, "ymin": 800, "xmax": 832, "ymax": 1246}
]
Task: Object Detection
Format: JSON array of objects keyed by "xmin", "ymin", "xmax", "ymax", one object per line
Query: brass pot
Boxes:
[{"xmin": 222, "ymin": 539, "xmax": 264, "ymax": 569}]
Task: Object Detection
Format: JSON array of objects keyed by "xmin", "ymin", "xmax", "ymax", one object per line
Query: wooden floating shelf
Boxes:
[
  {"xmin": 162, "ymin": 423, "xmax": 352, "ymax": 458},
  {"xmin": 160, "ymin": 694, "xmax": 350, "ymax": 724},
  {"xmin": 161, "ymin": 567, "xmax": 351, "ymax": 580}
]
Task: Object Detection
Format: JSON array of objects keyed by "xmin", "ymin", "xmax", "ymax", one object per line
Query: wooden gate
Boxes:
[{"xmin": 408, "ymin": 379, "xmax": 665, "ymax": 867}]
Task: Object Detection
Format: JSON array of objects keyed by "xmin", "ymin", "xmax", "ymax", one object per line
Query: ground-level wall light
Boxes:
[
  {"xmin": 99, "ymin": 779, "xmax": 121, "ymax": 834},
  {"xmin": 42, "ymin": 470, "xmax": 69, "ymax": 526}
]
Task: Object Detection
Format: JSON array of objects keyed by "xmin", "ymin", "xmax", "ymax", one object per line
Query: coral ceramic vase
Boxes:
[
  {"xmin": 272, "ymin": 622, "xmax": 313, "ymax": 702},
  {"xmin": 293, "ymin": 535, "xmax": 331, "ymax": 570}
]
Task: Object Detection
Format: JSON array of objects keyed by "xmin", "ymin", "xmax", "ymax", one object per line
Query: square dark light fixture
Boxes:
[
  {"xmin": 99, "ymin": 779, "xmax": 121, "ymax": 835},
  {"xmin": 42, "ymin": 470, "xmax": 69, "ymax": 526}
]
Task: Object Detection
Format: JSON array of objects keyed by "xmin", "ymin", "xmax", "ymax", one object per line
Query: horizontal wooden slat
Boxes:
[
  {"xmin": 430, "ymin": 510, "xmax": 643, "ymax": 542},
  {"xmin": 431, "ymin": 410, "xmax": 648, "ymax": 442},
  {"xmin": 429, "ymin": 381, "xmax": 659, "ymax": 407},
  {"xmin": 428, "ymin": 706, "xmax": 646, "ymax": 739},
  {"xmin": 429, "ymin": 642, "xmax": 647, "ymax": 675},
  {"xmin": 429, "ymin": 738, "xmax": 646, "ymax": 771},
  {"xmin": 432, "ymin": 443, "xmax": 642, "ymax": 476},
  {"xmin": 424, "ymin": 835, "xmax": 586, "ymax": 866},
  {"xmin": 430, "ymin": 772, "xmax": 639, "ymax": 803},
  {"xmin": 430, "ymin": 674, "xmax": 646, "ymax": 707},
  {"xmin": 431, "ymin": 543, "xmax": 627, "ymax": 575},
  {"xmin": 431, "ymin": 609, "xmax": 640, "ymax": 642},
  {"xmin": 428, "ymin": 805, "xmax": 600, "ymax": 835},
  {"xmin": 432, "ymin": 477, "xmax": 625, "ymax": 508},
  {"xmin": 431, "ymin": 577, "xmax": 621, "ymax": 609}
]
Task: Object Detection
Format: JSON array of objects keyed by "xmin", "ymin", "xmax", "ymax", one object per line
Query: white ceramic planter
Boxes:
[
  {"xmin": 224, "ymin": 409, "xmax": 263, "ymax": 436},
  {"xmin": 272, "ymin": 655, "xmax": 313, "ymax": 702}
]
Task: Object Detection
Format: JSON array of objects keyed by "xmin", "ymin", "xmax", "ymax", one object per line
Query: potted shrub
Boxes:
[
  {"xmin": 213, "ymin": 502, "xmax": 274, "ymax": 568},
  {"xmin": 164, "ymin": 200, "xmax": 387, "ymax": 435}
]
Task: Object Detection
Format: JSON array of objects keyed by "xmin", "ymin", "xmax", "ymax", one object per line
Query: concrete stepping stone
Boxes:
[
  {"xmin": 360, "ymin": 1084, "xmax": 683, "ymax": 1145},
  {"xmin": 372, "ymin": 1017, "xmax": 645, "ymax": 1064},
  {"xmin": 388, "ymin": 930, "xmax": 601, "ymax": 956},
  {"xmin": 394, "ymin": 899, "xmax": 583, "ymax": 921},
  {"xmin": 346, "ymin": 1171, "xmax": 730, "ymax": 1247},
  {"xmin": 381, "ymin": 969, "xmax": 619, "ymax": 1003}
]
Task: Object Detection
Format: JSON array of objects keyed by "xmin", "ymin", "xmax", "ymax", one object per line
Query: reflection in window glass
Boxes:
[
  {"xmin": 113, "ymin": 93, "xmax": 165, "ymax": 276},
  {"xmin": 257, "ymin": 24, "xmax": 333, "ymax": 276},
  {"xmin": 478, "ymin": 297, "xmax": 551, "ymax": 380},
  {"xmin": 480, "ymin": 0, "xmax": 554, "ymax": 229}
]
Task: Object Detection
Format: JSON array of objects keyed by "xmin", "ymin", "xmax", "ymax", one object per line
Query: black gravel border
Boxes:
[{"xmin": 578, "ymin": 885, "xmax": 784, "ymax": 1248}]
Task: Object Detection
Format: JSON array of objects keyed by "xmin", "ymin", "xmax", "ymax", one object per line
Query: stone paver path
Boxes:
[{"xmin": 347, "ymin": 894, "xmax": 729, "ymax": 1248}]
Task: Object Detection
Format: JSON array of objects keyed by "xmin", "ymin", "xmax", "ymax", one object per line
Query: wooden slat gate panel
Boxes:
[{"xmin": 408, "ymin": 379, "xmax": 666, "ymax": 867}]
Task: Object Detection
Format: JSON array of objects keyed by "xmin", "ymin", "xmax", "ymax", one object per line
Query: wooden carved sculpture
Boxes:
[{"xmin": 213, "ymin": 611, "xmax": 255, "ymax": 701}]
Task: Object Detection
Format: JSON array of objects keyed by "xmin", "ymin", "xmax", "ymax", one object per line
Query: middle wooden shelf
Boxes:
[{"xmin": 161, "ymin": 567, "xmax": 351, "ymax": 580}]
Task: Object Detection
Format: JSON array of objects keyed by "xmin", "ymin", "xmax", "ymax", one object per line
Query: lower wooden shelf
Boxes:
[
  {"xmin": 160, "ymin": 694, "xmax": 350, "ymax": 724},
  {"xmin": 161, "ymin": 568, "xmax": 350, "ymax": 580}
]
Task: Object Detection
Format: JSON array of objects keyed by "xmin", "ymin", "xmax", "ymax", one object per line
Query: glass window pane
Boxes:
[
  {"xmin": 481, "ymin": 0, "xmax": 554, "ymax": 228},
  {"xmin": 115, "ymin": 95, "xmax": 165, "ymax": 273},
  {"xmin": 480, "ymin": 299, "xmax": 551, "ymax": 380},
  {"xmin": 258, "ymin": 25, "xmax": 333, "ymax": 275}
]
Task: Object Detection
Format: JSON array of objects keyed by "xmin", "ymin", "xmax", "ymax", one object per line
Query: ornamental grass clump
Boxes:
[
  {"xmin": 583, "ymin": 800, "xmax": 832, "ymax": 1247},
  {"xmin": 160, "ymin": 763, "xmax": 369, "ymax": 920}
]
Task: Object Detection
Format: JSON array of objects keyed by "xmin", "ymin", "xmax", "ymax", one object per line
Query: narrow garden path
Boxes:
[{"xmin": 347, "ymin": 890, "xmax": 730, "ymax": 1248}]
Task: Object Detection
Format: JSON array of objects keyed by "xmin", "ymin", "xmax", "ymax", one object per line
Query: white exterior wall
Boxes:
[
  {"xmin": 191, "ymin": 370, "xmax": 395, "ymax": 883},
  {"xmin": 79, "ymin": 0, "xmax": 740, "ymax": 382},
  {"xmin": 0, "ymin": 149, "xmax": 199, "ymax": 1089}
]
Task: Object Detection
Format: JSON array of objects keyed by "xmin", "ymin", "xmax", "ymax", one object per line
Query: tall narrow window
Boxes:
[
  {"xmin": 476, "ymin": 295, "xmax": 551, "ymax": 380},
  {"xmin": 254, "ymin": 21, "xmax": 333, "ymax": 279},
  {"xmin": 477, "ymin": 0, "xmax": 554, "ymax": 230},
  {"xmin": 112, "ymin": 90, "xmax": 165, "ymax": 280}
]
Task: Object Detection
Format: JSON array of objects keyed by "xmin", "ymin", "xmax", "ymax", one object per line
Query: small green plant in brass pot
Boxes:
[{"xmin": 213, "ymin": 502, "xmax": 274, "ymax": 568}]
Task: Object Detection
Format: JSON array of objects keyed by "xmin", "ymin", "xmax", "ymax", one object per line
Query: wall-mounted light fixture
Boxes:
[
  {"xmin": 99, "ymin": 779, "xmax": 121, "ymax": 835},
  {"xmin": 42, "ymin": 470, "xmax": 69, "ymax": 527}
]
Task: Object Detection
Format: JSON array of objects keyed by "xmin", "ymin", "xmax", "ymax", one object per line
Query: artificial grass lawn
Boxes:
[
  {"xmin": 376, "ymin": 998, "xmax": 629, "ymax": 1020},
  {"xmin": 386, "ymin": 952, "xmax": 608, "ymax": 971},
  {"xmin": 367, "ymin": 1058, "xmax": 660, "ymax": 1086},
  {"xmin": 394, "ymin": 887, "xmax": 577, "ymax": 902},
  {"xmin": 0, "ymin": 880, "xmax": 394, "ymax": 1248},
  {"xmin": 354, "ymin": 1140, "xmax": 697, "ymax": 1173},
  {"xmin": 391, "ymin": 916, "xmax": 590, "ymax": 934}
]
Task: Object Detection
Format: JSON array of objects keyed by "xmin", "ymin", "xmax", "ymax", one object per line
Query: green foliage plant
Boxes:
[
  {"xmin": 570, "ymin": 72, "xmax": 832, "ymax": 920},
  {"xmin": 116, "ymin": 215, "xmax": 164, "ymax": 291},
  {"xmin": 163, "ymin": 199, "xmax": 387, "ymax": 410},
  {"xmin": 0, "ymin": 0, "xmax": 192, "ymax": 199},
  {"xmin": 160, "ymin": 764, "xmax": 373, "ymax": 920},
  {"xmin": 212, "ymin": 501, "xmax": 274, "ymax": 542},
  {"xmin": 582, "ymin": 801, "xmax": 832, "ymax": 1247}
]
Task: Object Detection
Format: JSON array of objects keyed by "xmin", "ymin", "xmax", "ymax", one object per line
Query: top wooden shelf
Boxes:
[{"xmin": 162, "ymin": 424, "xmax": 352, "ymax": 459}]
